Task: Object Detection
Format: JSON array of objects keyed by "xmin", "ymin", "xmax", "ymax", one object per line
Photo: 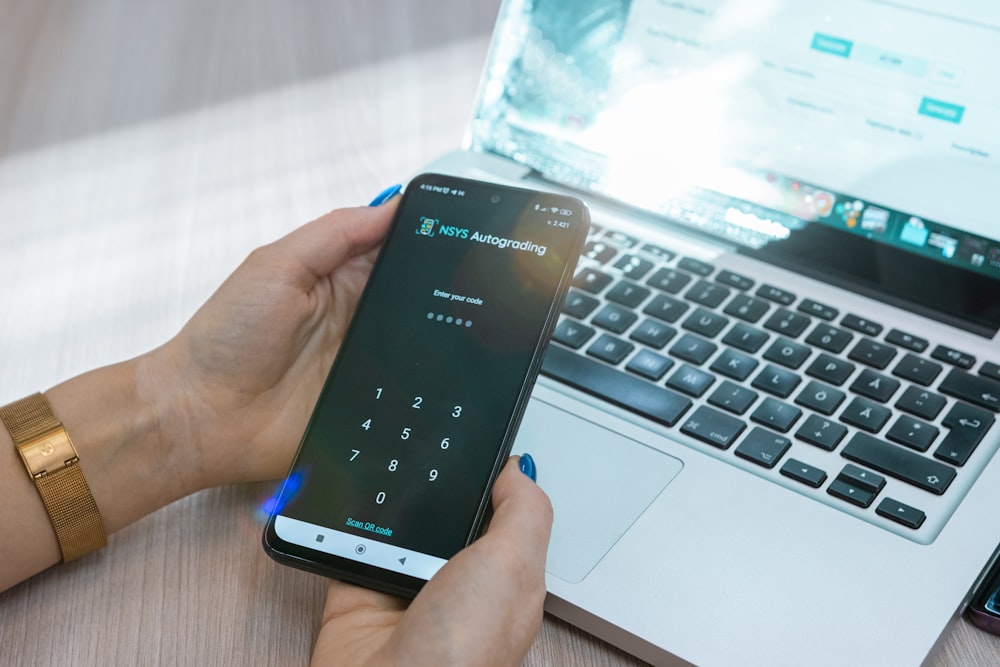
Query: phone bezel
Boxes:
[{"xmin": 967, "ymin": 554, "xmax": 1000, "ymax": 636}]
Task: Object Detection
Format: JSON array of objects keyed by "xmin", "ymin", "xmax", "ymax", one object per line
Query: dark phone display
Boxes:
[{"xmin": 266, "ymin": 174, "xmax": 587, "ymax": 589}]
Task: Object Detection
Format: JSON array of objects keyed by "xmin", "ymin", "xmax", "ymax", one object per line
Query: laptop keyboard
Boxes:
[{"xmin": 542, "ymin": 224, "xmax": 1000, "ymax": 540}]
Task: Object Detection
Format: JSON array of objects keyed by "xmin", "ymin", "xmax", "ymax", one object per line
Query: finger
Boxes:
[
  {"xmin": 275, "ymin": 201, "xmax": 397, "ymax": 287},
  {"xmin": 482, "ymin": 455, "xmax": 554, "ymax": 566},
  {"xmin": 377, "ymin": 458, "xmax": 553, "ymax": 666}
]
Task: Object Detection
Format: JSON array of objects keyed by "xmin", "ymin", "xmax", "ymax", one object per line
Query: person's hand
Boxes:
[
  {"xmin": 310, "ymin": 456, "xmax": 554, "ymax": 667},
  {"xmin": 147, "ymin": 200, "xmax": 396, "ymax": 490}
]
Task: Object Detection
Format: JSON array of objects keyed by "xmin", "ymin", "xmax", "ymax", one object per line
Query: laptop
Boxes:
[{"xmin": 424, "ymin": 1, "xmax": 1000, "ymax": 664}]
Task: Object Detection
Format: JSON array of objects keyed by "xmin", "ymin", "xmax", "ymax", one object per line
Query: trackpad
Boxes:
[{"xmin": 515, "ymin": 399, "xmax": 683, "ymax": 583}]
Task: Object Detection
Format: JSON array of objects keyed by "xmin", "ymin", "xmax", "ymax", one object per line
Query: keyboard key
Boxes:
[
  {"xmin": 931, "ymin": 344, "xmax": 976, "ymax": 369},
  {"xmin": 723, "ymin": 294, "xmax": 770, "ymax": 323},
  {"xmin": 885, "ymin": 329, "xmax": 929, "ymax": 353},
  {"xmin": 646, "ymin": 267, "xmax": 692, "ymax": 294},
  {"xmin": 828, "ymin": 464, "xmax": 885, "ymax": 508},
  {"xmin": 891, "ymin": 353, "xmax": 943, "ymax": 387},
  {"xmin": 643, "ymin": 293, "xmax": 689, "ymax": 323},
  {"xmin": 605, "ymin": 230, "xmax": 640, "ymax": 248},
  {"xmin": 848, "ymin": 338, "xmax": 897, "ymax": 370},
  {"xmin": 667, "ymin": 364, "xmax": 716, "ymax": 397},
  {"xmin": 735, "ymin": 428, "xmax": 791, "ymax": 468},
  {"xmin": 797, "ymin": 298, "xmax": 838, "ymax": 321},
  {"xmin": 756, "ymin": 284, "xmax": 796, "ymax": 306},
  {"xmin": 541, "ymin": 345, "xmax": 692, "ymax": 427},
  {"xmin": 938, "ymin": 368, "xmax": 1000, "ymax": 411},
  {"xmin": 678, "ymin": 257, "xmax": 714, "ymax": 276},
  {"xmin": 639, "ymin": 242, "xmax": 676, "ymax": 262},
  {"xmin": 980, "ymin": 362, "xmax": 1000, "ymax": 382},
  {"xmin": 806, "ymin": 353, "xmax": 856, "ymax": 386},
  {"xmin": 670, "ymin": 333, "xmax": 717, "ymax": 365},
  {"xmin": 592, "ymin": 304, "xmax": 638, "ymax": 334},
  {"xmin": 886, "ymin": 416, "xmax": 939, "ymax": 452},
  {"xmin": 840, "ymin": 397, "xmax": 891, "ymax": 433},
  {"xmin": 716, "ymin": 270, "xmax": 754, "ymax": 291},
  {"xmin": 685, "ymin": 281, "xmax": 730, "ymax": 308},
  {"xmin": 682, "ymin": 308, "xmax": 730, "ymax": 338},
  {"xmin": 710, "ymin": 348, "xmax": 758, "ymax": 381},
  {"xmin": 842, "ymin": 314, "xmax": 883, "ymax": 336},
  {"xmin": 796, "ymin": 414, "xmax": 848, "ymax": 450},
  {"xmin": 764, "ymin": 309, "xmax": 812, "ymax": 338},
  {"xmin": 805, "ymin": 324, "xmax": 853, "ymax": 353},
  {"xmin": 751, "ymin": 397, "xmax": 802, "ymax": 432},
  {"xmin": 827, "ymin": 477, "xmax": 878, "ymax": 506},
  {"xmin": 841, "ymin": 432, "xmax": 956, "ymax": 494},
  {"xmin": 573, "ymin": 268, "xmax": 613, "ymax": 294},
  {"xmin": 849, "ymin": 369, "xmax": 900, "ymax": 403},
  {"xmin": 586, "ymin": 334, "xmax": 634, "ymax": 365},
  {"xmin": 680, "ymin": 405, "xmax": 746, "ymax": 449},
  {"xmin": 751, "ymin": 364, "xmax": 801, "ymax": 398},
  {"xmin": 629, "ymin": 319, "xmax": 677, "ymax": 349},
  {"xmin": 780, "ymin": 459, "xmax": 828, "ymax": 488},
  {"xmin": 895, "ymin": 386, "xmax": 947, "ymax": 420},
  {"xmin": 763, "ymin": 337, "xmax": 812, "ymax": 369},
  {"xmin": 626, "ymin": 349, "xmax": 674, "ymax": 381},
  {"xmin": 934, "ymin": 402, "xmax": 995, "ymax": 466},
  {"xmin": 708, "ymin": 381, "xmax": 759, "ymax": 415},
  {"xmin": 839, "ymin": 463, "xmax": 886, "ymax": 495},
  {"xmin": 606, "ymin": 280, "xmax": 652, "ymax": 308},
  {"xmin": 614, "ymin": 254, "xmax": 654, "ymax": 280},
  {"xmin": 722, "ymin": 323, "xmax": 769, "ymax": 353},
  {"xmin": 552, "ymin": 320, "xmax": 595, "ymax": 349},
  {"xmin": 795, "ymin": 380, "xmax": 846, "ymax": 416},
  {"xmin": 562, "ymin": 290, "xmax": 600, "ymax": 319},
  {"xmin": 876, "ymin": 498, "xmax": 926, "ymax": 529},
  {"xmin": 583, "ymin": 241, "xmax": 617, "ymax": 264}
]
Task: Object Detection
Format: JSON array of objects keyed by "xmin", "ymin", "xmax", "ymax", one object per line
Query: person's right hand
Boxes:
[{"xmin": 310, "ymin": 456, "xmax": 554, "ymax": 667}]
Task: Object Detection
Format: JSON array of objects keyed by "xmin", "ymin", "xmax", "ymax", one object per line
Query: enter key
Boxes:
[{"xmin": 934, "ymin": 402, "xmax": 996, "ymax": 466}]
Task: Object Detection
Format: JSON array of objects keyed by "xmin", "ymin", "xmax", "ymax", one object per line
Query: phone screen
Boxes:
[{"xmin": 263, "ymin": 174, "xmax": 589, "ymax": 595}]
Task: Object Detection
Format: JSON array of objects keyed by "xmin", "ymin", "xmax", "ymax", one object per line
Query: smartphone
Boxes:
[
  {"xmin": 968, "ymin": 552, "xmax": 1000, "ymax": 636},
  {"xmin": 262, "ymin": 173, "xmax": 589, "ymax": 597}
]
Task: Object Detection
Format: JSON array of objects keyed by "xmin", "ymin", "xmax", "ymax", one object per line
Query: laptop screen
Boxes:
[{"xmin": 469, "ymin": 0, "xmax": 1000, "ymax": 335}]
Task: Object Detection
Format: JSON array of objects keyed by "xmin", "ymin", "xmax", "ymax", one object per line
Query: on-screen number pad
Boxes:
[{"xmin": 352, "ymin": 386, "xmax": 465, "ymax": 507}]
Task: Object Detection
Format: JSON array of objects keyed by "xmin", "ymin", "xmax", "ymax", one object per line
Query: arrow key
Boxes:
[
  {"xmin": 780, "ymin": 458, "xmax": 828, "ymax": 488},
  {"xmin": 828, "ymin": 464, "xmax": 885, "ymax": 508},
  {"xmin": 838, "ymin": 463, "xmax": 886, "ymax": 494},
  {"xmin": 876, "ymin": 497, "xmax": 926, "ymax": 529},
  {"xmin": 828, "ymin": 478, "xmax": 878, "ymax": 508}
]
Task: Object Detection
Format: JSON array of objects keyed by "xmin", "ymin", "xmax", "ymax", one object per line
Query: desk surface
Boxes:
[{"xmin": 1, "ymin": 2, "xmax": 999, "ymax": 665}]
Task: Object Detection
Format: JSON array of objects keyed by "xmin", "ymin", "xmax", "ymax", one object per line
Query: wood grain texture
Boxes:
[{"xmin": 1, "ymin": 2, "xmax": 998, "ymax": 665}]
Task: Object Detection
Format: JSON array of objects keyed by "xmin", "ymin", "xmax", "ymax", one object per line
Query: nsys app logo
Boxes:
[{"xmin": 416, "ymin": 217, "xmax": 438, "ymax": 237}]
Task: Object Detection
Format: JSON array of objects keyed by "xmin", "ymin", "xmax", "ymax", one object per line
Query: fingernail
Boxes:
[
  {"xmin": 518, "ymin": 453, "xmax": 537, "ymax": 482},
  {"xmin": 368, "ymin": 184, "xmax": 402, "ymax": 207}
]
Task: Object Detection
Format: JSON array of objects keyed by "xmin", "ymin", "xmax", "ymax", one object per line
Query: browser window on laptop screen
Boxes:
[{"xmin": 470, "ymin": 0, "xmax": 1000, "ymax": 332}]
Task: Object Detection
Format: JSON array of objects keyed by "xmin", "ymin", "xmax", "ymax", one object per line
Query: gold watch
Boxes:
[{"xmin": 1, "ymin": 393, "xmax": 107, "ymax": 561}]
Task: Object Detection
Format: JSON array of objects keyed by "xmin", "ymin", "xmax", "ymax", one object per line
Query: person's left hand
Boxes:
[
  {"xmin": 145, "ymin": 200, "xmax": 396, "ymax": 490},
  {"xmin": 310, "ymin": 456, "xmax": 554, "ymax": 667}
]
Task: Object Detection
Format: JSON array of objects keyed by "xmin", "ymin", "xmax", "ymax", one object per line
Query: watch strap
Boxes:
[{"xmin": 1, "ymin": 393, "xmax": 107, "ymax": 561}]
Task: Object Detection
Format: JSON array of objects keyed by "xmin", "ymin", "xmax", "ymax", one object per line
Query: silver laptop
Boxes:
[{"xmin": 425, "ymin": 1, "xmax": 1000, "ymax": 664}]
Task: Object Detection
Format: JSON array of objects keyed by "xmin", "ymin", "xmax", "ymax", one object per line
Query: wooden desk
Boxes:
[{"xmin": 1, "ymin": 2, "xmax": 998, "ymax": 664}]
